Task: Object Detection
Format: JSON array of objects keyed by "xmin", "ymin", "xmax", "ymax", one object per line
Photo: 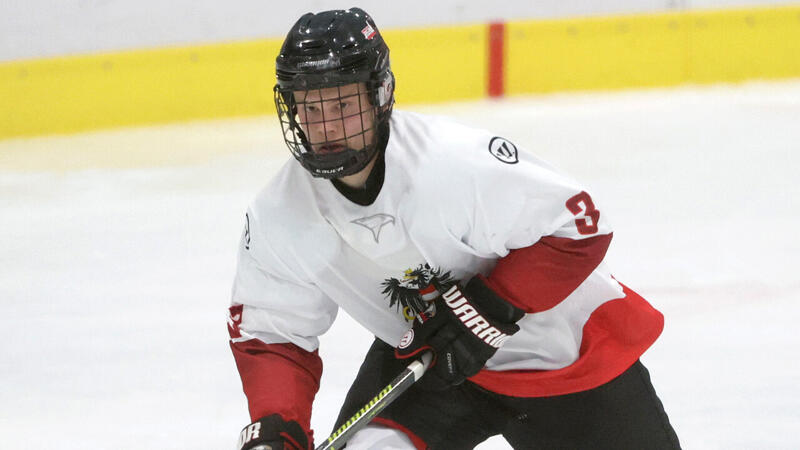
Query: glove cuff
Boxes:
[
  {"xmin": 238, "ymin": 414, "xmax": 310, "ymax": 450},
  {"xmin": 464, "ymin": 276, "xmax": 526, "ymax": 323}
]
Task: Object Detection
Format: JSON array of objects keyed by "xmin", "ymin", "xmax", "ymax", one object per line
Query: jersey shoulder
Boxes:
[
  {"xmin": 244, "ymin": 160, "xmax": 341, "ymax": 279},
  {"xmin": 389, "ymin": 110, "xmax": 599, "ymax": 249},
  {"xmin": 390, "ymin": 110, "xmax": 495, "ymax": 163},
  {"xmin": 389, "ymin": 111, "xmax": 488, "ymax": 189},
  {"xmin": 390, "ymin": 110, "xmax": 569, "ymax": 201}
]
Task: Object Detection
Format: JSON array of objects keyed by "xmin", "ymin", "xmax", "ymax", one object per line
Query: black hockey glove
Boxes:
[
  {"xmin": 237, "ymin": 414, "xmax": 310, "ymax": 450},
  {"xmin": 395, "ymin": 276, "xmax": 525, "ymax": 390}
]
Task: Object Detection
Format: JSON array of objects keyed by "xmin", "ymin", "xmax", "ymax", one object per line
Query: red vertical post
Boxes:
[{"xmin": 488, "ymin": 21, "xmax": 505, "ymax": 98}]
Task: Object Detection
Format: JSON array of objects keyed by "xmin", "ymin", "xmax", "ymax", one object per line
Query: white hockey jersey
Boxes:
[{"xmin": 228, "ymin": 110, "xmax": 663, "ymax": 426}]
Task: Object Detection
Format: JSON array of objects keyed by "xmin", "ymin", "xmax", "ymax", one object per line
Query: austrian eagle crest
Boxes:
[{"xmin": 381, "ymin": 264, "xmax": 456, "ymax": 319}]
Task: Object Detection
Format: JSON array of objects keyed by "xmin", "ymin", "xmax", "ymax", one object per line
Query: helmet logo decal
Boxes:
[
  {"xmin": 361, "ymin": 23, "xmax": 377, "ymax": 40},
  {"xmin": 488, "ymin": 137, "xmax": 519, "ymax": 164},
  {"xmin": 351, "ymin": 213, "xmax": 395, "ymax": 243},
  {"xmin": 297, "ymin": 56, "xmax": 341, "ymax": 70},
  {"xmin": 378, "ymin": 75, "xmax": 392, "ymax": 106}
]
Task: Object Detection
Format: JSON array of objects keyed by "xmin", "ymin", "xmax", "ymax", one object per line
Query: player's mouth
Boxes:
[{"xmin": 315, "ymin": 144, "xmax": 346, "ymax": 154}]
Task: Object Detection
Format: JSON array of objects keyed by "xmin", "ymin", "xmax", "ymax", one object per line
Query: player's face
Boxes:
[{"xmin": 294, "ymin": 83, "xmax": 376, "ymax": 155}]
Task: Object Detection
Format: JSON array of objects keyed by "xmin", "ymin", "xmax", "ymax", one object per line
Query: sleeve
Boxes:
[
  {"xmin": 434, "ymin": 136, "xmax": 614, "ymax": 313},
  {"xmin": 481, "ymin": 232, "xmax": 613, "ymax": 313},
  {"xmin": 228, "ymin": 208, "xmax": 339, "ymax": 435}
]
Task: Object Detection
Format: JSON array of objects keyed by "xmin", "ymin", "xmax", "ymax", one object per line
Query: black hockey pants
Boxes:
[{"xmin": 335, "ymin": 338, "xmax": 681, "ymax": 450}]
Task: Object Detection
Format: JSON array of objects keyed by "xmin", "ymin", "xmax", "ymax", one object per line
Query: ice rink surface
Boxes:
[{"xmin": 1, "ymin": 80, "xmax": 799, "ymax": 449}]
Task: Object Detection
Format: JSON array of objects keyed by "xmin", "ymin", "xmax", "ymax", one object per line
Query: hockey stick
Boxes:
[{"xmin": 315, "ymin": 351, "xmax": 433, "ymax": 450}]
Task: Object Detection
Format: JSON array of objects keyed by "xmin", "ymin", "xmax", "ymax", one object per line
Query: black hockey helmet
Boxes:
[{"xmin": 274, "ymin": 7, "xmax": 395, "ymax": 178}]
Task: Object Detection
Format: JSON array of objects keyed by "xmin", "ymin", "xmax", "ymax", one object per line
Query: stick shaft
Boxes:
[{"xmin": 315, "ymin": 352, "xmax": 432, "ymax": 450}]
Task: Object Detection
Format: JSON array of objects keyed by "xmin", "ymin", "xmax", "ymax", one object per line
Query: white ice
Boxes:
[{"xmin": 1, "ymin": 80, "xmax": 799, "ymax": 449}]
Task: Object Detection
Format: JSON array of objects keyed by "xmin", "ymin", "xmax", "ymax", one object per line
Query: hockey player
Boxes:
[{"xmin": 229, "ymin": 7, "xmax": 680, "ymax": 450}]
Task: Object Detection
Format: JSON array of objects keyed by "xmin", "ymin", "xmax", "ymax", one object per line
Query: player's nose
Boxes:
[{"xmin": 318, "ymin": 118, "xmax": 343, "ymax": 139}]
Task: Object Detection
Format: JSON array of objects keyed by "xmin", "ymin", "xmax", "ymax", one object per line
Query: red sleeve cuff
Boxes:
[{"xmin": 230, "ymin": 340, "xmax": 322, "ymax": 434}]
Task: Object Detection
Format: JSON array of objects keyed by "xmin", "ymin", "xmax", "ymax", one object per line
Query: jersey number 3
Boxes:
[{"xmin": 566, "ymin": 191, "xmax": 600, "ymax": 235}]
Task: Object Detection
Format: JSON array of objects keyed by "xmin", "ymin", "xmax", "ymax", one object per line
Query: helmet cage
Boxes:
[{"xmin": 274, "ymin": 70, "xmax": 394, "ymax": 179}]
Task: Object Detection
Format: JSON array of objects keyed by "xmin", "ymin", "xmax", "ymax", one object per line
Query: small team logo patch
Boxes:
[
  {"xmin": 488, "ymin": 137, "xmax": 519, "ymax": 164},
  {"xmin": 361, "ymin": 23, "xmax": 377, "ymax": 40},
  {"xmin": 398, "ymin": 329, "xmax": 414, "ymax": 349}
]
